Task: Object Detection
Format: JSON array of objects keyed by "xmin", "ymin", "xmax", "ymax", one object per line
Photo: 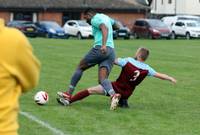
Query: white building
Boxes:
[{"xmin": 151, "ymin": 0, "xmax": 200, "ymax": 16}]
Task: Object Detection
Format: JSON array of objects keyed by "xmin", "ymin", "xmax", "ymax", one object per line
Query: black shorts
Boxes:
[{"xmin": 83, "ymin": 45, "xmax": 115, "ymax": 73}]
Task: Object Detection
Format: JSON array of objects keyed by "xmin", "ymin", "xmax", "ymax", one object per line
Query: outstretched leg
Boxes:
[
  {"xmin": 57, "ymin": 85, "xmax": 105, "ymax": 106},
  {"xmin": 70, "ymin": 85, "xmax": 105, "ymax": 103}
]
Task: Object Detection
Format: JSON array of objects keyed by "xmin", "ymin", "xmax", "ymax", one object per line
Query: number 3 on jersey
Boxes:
[{"xmin": 130, "ymin": 70, "xmax": 140, "ymax": 81}]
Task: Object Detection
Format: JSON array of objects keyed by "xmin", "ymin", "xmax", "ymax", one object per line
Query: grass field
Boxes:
[{"xmin": 19, "ymin": 38, "xmax": 200, "ymax": 135}]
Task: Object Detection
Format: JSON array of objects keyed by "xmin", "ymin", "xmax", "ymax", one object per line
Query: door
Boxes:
[
  {"xmin": 134, "ymin": 20, "xmax": 147, "ymax": 38},
  {"xmin": 66, "ymin": 21, "xmax": 78, "ymax": 36},
  {"xmin": 174, "ymin": 22, "xmax": 184, "ymax": 35},
  {"xmin": 143, "ymin": 21, "xmax": 150, "ymax": 38},
  {"xmin": 179, "ymin": 22, "xmax": 186, "ymax": 35}
]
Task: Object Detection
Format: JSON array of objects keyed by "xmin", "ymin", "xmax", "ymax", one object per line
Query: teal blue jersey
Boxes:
[{"xmin": 91, "ymin": 13, "xmax": 115, "ymax": 48}]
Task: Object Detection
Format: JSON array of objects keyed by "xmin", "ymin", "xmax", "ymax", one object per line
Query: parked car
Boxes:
[
  {"xmin": 132, "ymin": 19, "xmax": 172, "ymax": 39},
  {"xmin": 171, "ymin": 20, "xmax": 200, "ymax": 39},
  {"xmin": 35, "ymin": 21, "xmax": 68, "ymax": 39},
  {"xmin": 63, "ymin": 20, "xmax": 92, "ymax": 39},
  {"xmin": 113, "ymin": 21, "xmax": 131, "ymax": 39},
  {"xmin": 162, "ymin": 15, "xmax": 200, "ymax": 27},
  {"xmin": 7, "ymin": 21, "xmax": 37, "ymax": 37}
]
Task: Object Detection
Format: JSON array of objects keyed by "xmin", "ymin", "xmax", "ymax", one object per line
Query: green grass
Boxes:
[{"xmin": 19, "ymin": 38, "xmax": 200, "ymax": 135}]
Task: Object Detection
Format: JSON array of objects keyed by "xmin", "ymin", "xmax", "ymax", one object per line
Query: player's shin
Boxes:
[
  {"xmin": 70, "ymin": 90, "xmax": 90, "ymax": 103},
  {"xmin": 100, "ymin": 79, "xmax": 115, "ymax": 96},
  {"xmin": 67, "ymin": 68, "xmax": 83, "ymax": 94}
]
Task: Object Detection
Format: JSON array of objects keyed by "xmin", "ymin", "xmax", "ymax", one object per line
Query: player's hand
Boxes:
[{"xmin": 101, "ymin": 45, "xmax": 107, "ymax": 54}]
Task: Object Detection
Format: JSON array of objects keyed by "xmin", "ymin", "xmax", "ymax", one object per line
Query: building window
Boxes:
[
  {"xmin": 168, "ymin": 0, "xmax": 172, "ymax": 4},
  {"xmin": 14, "ymin": 12, "xmax": 33, "ymax": 21},
  {"xmin": 161, "ymin": 0, "xmax": 164, "ymax": 5}
]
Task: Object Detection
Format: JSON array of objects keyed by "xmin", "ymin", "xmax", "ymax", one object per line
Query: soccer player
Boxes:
[
  {"xmin": 57, "ymin": 47, "xmax": 177, "ymax": 110},
  {"xmin": 0, "ymin": 18, "xmax": 40, "ymax": 135},
  {"xmin": 57, "ymin": 8, "xmax": 121, "ymax": 108}
]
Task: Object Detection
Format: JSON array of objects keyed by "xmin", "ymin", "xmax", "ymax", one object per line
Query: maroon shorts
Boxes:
[{"xmin": 111, "ymin": 82, "xmax": 134, "ymax": 99}]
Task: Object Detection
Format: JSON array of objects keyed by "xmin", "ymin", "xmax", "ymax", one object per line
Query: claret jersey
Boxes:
[{"xmin": 112, "ymin": 57, "xmax": 156, "ymax": 99}]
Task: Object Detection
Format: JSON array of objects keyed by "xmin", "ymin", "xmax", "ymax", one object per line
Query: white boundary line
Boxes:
[{"xmin": 20, "ymin": 111, "xmax": 67, "ymax": 135}]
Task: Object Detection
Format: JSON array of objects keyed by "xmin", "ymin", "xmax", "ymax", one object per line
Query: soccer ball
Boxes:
[{"xmin": 34, "ymin": 91, "xmax": 49, "ymax": 105}]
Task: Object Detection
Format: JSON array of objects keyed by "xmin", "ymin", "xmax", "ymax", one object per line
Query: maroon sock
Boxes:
[{"xmin": 70, "ymin": 90, "xmax": 90, "ymax": 103}]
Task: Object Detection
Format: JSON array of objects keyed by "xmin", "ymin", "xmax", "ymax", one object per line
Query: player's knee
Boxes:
[
  {"xmin": 78, "ymin": 60, "xmax": 89, "ymax": 71},
  {"xmin": 87, "ymin": 88, "xmax": 98, "ymax": 94},
  {"xmin": 78, "ymin": 65, "xmax": 85, "ymax": 71},
  {"xmin": 86, "ymin": 89, "xmax": 92, "ymax": 94},
  {"xmin": 100, "ymin": 66, "xmax": 109, "ymax": 74},
  {"xmin": 88, "ymin": 87, "xmax": 98, "ymax": 94},
  {"xmin": 99, "ymin": 67, "xmax": 109, "ymax": 80},
  {"xmin": 87, "ymin": 86, "xmax": 105, "ymax": 95}
]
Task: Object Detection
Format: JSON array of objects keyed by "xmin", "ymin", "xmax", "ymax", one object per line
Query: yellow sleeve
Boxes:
[{"xmin": 14, "ymin": 32, "xmax": 41, "ymax": 92}]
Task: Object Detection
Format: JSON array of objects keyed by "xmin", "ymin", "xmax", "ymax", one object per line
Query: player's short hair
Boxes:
[
  {"xmin": 84, "ymin": 8, "xmax": 96, "ymax": 15},
  {"xmin": 136, "ymin": 47, "xmax": 149, "ymax": 61}
]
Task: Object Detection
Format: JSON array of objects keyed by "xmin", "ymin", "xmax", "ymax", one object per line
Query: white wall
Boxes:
[
  {"xmin": 151, "ymin": 0, "xmax": 175, "ymax": 14},
  {"xmin": 185, "ymin": 0, "xmax": 200, "ymax": 15},
  {"xmin": 176, "ymin": 0, "xmax": 186, "ymax": 14},
  {"xmin": 151, "ymin": 0, "xmax": 200, "ymax": 15}
]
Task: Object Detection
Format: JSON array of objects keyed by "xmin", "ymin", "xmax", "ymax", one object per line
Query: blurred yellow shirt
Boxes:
[{"xmin": 0, "ymin": 19, "xmax": 40, "ymax": 135}]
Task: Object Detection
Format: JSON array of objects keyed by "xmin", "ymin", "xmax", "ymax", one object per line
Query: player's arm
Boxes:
[
  {"xmin": 153, "ymin": 72, "xmax": 177, "ymax": 84},
  {"xmin": 99, "ymin": 23, "xmax": 108, "ymax": 53},
  {"xmin": 114, "ymin": 58, "xmax": 127, "ymax": 67},
  {"xmin": 16, "ymin": 32, "xmax": 41, "ymax": 92}
]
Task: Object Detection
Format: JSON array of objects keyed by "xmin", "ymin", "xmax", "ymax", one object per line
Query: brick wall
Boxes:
[
  {"xmin": 81, "ymin": 12, "xmax": 145, "ymax": 29},
  {"xmin": 38, "ymin": 12, "xmax": 62, "ymax": 25},
  {"xmin": 0, "ymin": 12, "xmax": 10, "ymax": 24},
  {"xmin": 106, "ymin": 13, "xmax": 145, "ymax": 29},
  {"xmin": 0, "ymin": 11, "xmax": 145, "ymax": 28}
]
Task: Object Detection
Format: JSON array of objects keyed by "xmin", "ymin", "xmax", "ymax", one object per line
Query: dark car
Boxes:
[
  {"xmin": 132, "ymin": 19, "xmax": 172, "ymax": 39},
  {"xmin": 35, "ymin": 21, "xmax": 68, "ymax": 39},
  {"xmin": 113, "ymin": 21, "xmax": 131, "ymax": 39},
  {"xmin": 7, "ymin": 21, "xmax": 37, "ymax": 37}
]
